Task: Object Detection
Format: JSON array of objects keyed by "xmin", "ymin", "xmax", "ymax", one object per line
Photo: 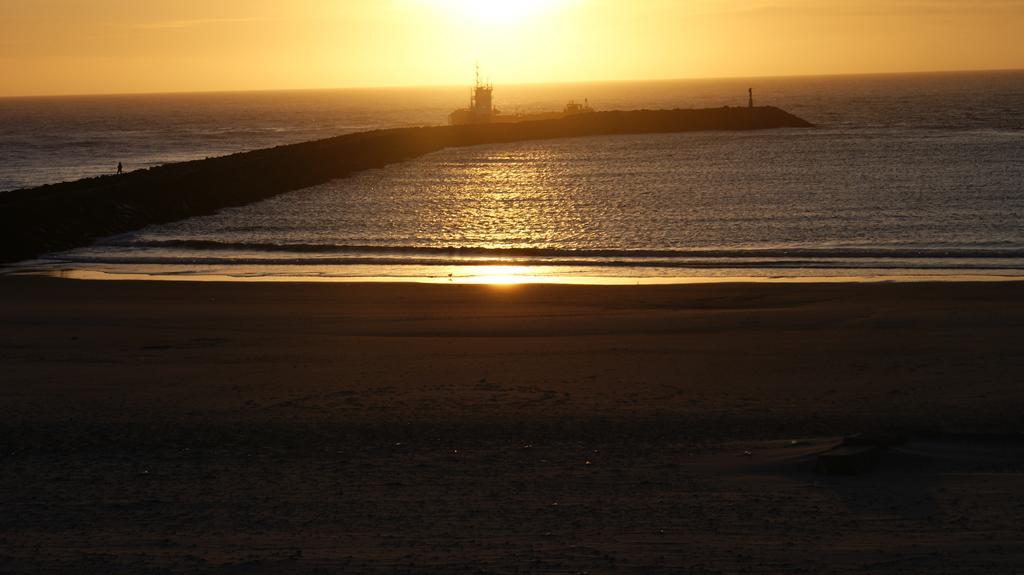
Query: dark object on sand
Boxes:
[
  {"xmin": 0, "ymin": 107, "xmax": 813, "ymax": 264},
  {"xmin": 117, "ymin": 162, "xmax": 123, "ymax": 175},
  {"xmin": 816, "ymin": 444, "xmax": 882, "ymax": 475},
  {"xmin": 816, "ymin": 434, "xmax": 901, "ymax": 475}
]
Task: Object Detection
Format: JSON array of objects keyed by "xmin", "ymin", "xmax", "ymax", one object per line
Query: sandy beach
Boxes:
[{"xmin": 2, "ymin": 276, "xmax": 1023, "ymax": 573}]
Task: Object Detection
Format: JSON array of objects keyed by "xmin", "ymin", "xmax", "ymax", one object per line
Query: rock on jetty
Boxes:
[{"xmin": 0, "ymin": 107, "xmax": 812, "ymax": 264}]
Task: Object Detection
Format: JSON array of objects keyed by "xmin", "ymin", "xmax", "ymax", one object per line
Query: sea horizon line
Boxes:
[{"xmin": 2, "ymin": 66, "xmax": 1022, "ymax": 101}]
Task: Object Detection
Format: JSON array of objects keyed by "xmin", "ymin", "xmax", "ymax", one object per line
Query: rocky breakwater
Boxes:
[{"xmin": 0, "ymin": 106, "xmax": 812, "ymax": 263}]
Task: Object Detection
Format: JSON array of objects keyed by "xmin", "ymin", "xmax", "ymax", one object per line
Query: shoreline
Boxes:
[{"xmin": 7, "ymin": 264, "xmax": 1024, "ymax": 284}]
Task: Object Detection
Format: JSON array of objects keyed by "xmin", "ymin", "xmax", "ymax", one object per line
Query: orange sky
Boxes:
[{"xmin": 2, "ymin": 0, "xmax": 1023, "ymax": 97}]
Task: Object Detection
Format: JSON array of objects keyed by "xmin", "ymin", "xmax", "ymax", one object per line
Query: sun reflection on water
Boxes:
[{"xmin": 451, "ymin": 265, "xmax": 536, "ymax": 284}]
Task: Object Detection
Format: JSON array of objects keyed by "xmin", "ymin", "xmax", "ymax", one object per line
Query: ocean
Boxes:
[{"xmin": 3, "ymin": 70, "xmax": 1023, "ymax": 282}]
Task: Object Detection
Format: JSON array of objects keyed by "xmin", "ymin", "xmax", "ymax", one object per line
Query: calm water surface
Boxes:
[{"xmin": 4, "ymin": 71, "xmax": 1023, "ymax": 281}]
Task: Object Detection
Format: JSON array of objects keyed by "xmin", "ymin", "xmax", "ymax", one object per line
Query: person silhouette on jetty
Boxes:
[
  {"xmin": 748, "ymin": 88, "xmax": 753, "ymax": 108},
  {"xmin": 116, "ymin": 162, "xmax": 123, "ymax": 175}
]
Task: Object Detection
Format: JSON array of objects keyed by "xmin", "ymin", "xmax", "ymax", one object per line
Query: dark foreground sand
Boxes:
[{"xmin": 1, "ymin": 277, "xmax": 1023, "ymax": 573}]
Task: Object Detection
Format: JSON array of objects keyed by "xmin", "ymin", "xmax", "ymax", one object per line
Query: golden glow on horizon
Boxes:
[
  {"xmin": 2, "ymin": 0, "xmax": 1023, "ymax": 97},
  {"xmin": 417, "ymin": 0, "xmax": 570, "ymax": 27}
]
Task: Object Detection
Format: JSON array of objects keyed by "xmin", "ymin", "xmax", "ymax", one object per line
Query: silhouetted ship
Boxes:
[{"xmin": 449, "ymin": 69, "xmax": 593, "ymax": 126}]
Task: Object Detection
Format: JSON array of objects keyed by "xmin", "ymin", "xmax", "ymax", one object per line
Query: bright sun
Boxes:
[{"xmin": 424, "ymin": 0, "xmax": 568, "ymax": 26}]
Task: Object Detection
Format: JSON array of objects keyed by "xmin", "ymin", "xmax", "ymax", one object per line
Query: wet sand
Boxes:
[{"xmin": 2, "ymin": 277, "xmax": 1023, "ymax": 573}]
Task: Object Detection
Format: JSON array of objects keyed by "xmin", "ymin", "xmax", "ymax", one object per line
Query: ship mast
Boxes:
[{"xmin": 470, "ymin": 62, "xmax": 493, "ymax": 122}]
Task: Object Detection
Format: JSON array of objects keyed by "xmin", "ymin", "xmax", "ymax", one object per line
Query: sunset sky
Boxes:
[{"xmin": 3, "ymin": 0, "xmax": 1023, "ymax": 97}]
